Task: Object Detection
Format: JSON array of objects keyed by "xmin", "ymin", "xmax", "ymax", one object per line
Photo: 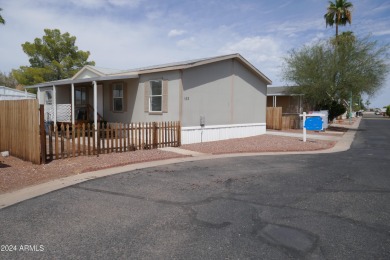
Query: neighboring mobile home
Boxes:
[
  {"xmin": 0, "ymin": 86, "xmax": 36, "ymax": 100},
  {"xmin": 26, "ymin": 53, "xmax": 271, "ymax": 144},
  {"xmin": 267, "ymin": 86, "xmax": 304, "ymax": 114}
]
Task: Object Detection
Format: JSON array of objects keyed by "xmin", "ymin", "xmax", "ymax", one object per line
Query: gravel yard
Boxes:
[
  {"xmin": 181, "ymin": 134, "xmax": 335, "ymax": 154},
  {"xmin": 1, "ymin": 130, "xmax": 340, "ymax": 194},
  {"xmin": 0, "ymin": 150, "xmax": 187, "ymax": 194}
]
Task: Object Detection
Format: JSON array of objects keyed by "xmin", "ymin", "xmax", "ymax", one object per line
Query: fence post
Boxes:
[
  {"xmin": 39, "ymin": 104, "xmax": 46, "ymax": 164},
  {"xmin": 49, "ymin": 124, "xmax": 53, "ymax": 161},
  {"xmin": 87, "ymin": 123, "xmax": 91, "ymax": 156},
  {"xmin": 97, "ymin": 123, "xmax": 100, "ymax": 157},
  {"xmin": 152, "ymin": 122, "xmax": 158, "ymax": 149},
  {"xmin": 177, "ymin": 121, "xmax": 181, "ymax": 147},
  {"xmin": 60, "ymin": 124, "xmax": 65, "ymax": 159}
]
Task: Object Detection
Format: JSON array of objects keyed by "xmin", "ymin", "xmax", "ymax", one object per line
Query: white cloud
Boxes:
[
  {"xmin": 219, "ymin": 36, "xmax": 285, "ymax": 84},
  {"xmin": 68, "ymin": 0, "xmax": 142, "ymax": 9},
  {"xmin": 306, "ymin": 32, "xmax": 326, "ymax": 46},
  {"xmin": 219, "ymin": 36, "xmax": 282, "ymax": 63},
  {"xmin": 176, "ymin": 37, "xmax": 198, "ymax": 49},
  {"xmin": 108, "ymin": 0, "xmax": 142, "ymax": 8},
  {"xmin": 69, "ymin": 0, "xmax": 105, "ymax": 8},
  {"xmin": 373, "ymin": 30, "xmax": 390, "ymax": 36},
  {"xmin": 168, "ymin": 29, "xmax": 186, "ymax": 37},
  {"xmin": 1, "ymin": 0, "xmax": 389, "ymax": 106}
]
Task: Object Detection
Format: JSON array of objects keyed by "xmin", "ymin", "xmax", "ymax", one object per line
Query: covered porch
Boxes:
[{"xmin": 31, "ymin": 73, "xmax": 139, "ymax": 128}]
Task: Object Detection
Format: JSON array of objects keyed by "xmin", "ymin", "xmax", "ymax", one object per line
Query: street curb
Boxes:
[{"xmin": 0, "ymin": 118, "xmax": 362, "ymax": 209}]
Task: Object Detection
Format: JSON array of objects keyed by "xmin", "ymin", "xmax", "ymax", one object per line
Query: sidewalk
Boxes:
[
  {"xmin": 0, "ymin": 117, "xmax": 361, "ymax": 209},
  {"xmin": 266, "ymin": 130, "xmax": 342, "ymax": 141},
  {"xmin": 162, "ymin": 117, "xmax": 361, "ymax": 157}
]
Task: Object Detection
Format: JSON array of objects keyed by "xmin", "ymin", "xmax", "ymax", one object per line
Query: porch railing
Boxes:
[
  {"xmin": 44, "ymin": 104, "xmax": 103, "ymax": 123},
  {"xmin": 44, "ymin": 104, "xmax": 71, "ymax": 122},
  {"xmin": 43, "ymin": 121, "xmax": 181, "ymax": 161}
]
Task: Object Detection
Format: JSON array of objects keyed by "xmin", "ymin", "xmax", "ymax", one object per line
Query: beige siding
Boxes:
[
  {"xmin": 182, "ymin": 60, "xmax": 232, "ymax": 127},
  {"xmin": 130, "ymin": 71, "xmax": 181, "ymax": 122},
  {"xmin": 181, "ymin": 59, "xmax": 267, "ymax": 127},
  {"xmin": 102, "ymin": 78, "xmax": 138, "ymax": 122},
  {"xmin": 232, "ymin": 60, "xmax": 267, "ymax": 124},
  {"xmin": 101, "ymin": 71, "xmax": 181, "ymax": 123}
]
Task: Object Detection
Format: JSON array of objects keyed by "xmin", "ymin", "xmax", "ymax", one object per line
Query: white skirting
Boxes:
[{"xmin": 181, "ymin": 123, "xmax": 266, "ymax": 144}]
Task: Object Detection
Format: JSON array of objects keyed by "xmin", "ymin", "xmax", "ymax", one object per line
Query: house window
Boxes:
[
  {"xmin": 149, "ymin": 80, "xmax": 162, "ymax": 112},
  {"xmin": 45, "ymin": 90, "xmax": 52, "ymax": 105},
  {"xmin": 113, "ymin": 83, "xmax": 123, "ymax": 112}
]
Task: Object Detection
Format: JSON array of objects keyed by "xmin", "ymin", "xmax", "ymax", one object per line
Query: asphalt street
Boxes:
[{"xmin": 0, "ymin": 116, "xmax": 389, "ymax": 259}]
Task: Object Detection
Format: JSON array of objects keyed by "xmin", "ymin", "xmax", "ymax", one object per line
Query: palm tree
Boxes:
[
  {"xmin": 0, "ymin": 8, "xmax": 5, "ymax": 25},
  {"xmin": 324, "ymin": 0, "xmax": 353, "ymax": 37}
]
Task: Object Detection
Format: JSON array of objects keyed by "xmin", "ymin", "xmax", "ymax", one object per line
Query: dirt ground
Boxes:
[{"xmin": 0, "ymin": 120, "xmax": 353, "ymax": 194}]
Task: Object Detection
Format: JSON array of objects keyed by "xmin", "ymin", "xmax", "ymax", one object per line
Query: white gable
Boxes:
[
  {"xmin": 75, "ymin": 69, "xmax": 101, "ymax": 79},
  {"xmin": 72, "ymin": 66, "xmax": 104, "ymax": 80}
]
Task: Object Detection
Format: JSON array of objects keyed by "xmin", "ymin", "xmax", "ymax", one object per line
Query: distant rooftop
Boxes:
[
  {"xmin": 267, "ymin": 86, "xmax": 302, "ymax": 96},
  {"xmin": 89, "ymin": 66, "xmax": 127, "ymax": 75}
]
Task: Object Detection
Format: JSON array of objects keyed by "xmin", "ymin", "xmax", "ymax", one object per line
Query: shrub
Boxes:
[{"xmin": 316, "ymin": 100, "xmax": 347, "ymax": 122}]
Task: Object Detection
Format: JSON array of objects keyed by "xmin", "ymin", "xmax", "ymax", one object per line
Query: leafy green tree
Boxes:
[
  {"xmin": 324, "ymin": 0, "xmax": 353, "ymax": 37},
  {"xmin": 0, "ymin": 71, "xmax": 18, "ymax": 88},
  {"xmin": 13, "ymin": 29, "xmax": 95, "ymax": 85},
  {"xmin": 386, "ymin": 105, "xmax": 390, "ymax": 117},
  {"xmin": 365, "ymin": 100, "xmax": 371, "ymax": 110},
  {"xmin": 315, "ymin": 99, "xmax": 346, "ymax": 121},
  {"xmin": 0, "ymin": 8, "xmax": 5, "ymax": 25},
  {"xmin": 282, "ymin": 35, "xmax": 389, "ymax": 110}
]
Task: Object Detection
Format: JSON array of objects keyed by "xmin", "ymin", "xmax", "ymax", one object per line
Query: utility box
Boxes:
[
  {"xmin": 310, "ymin": 110, "xmax": 328, "ymax": 129},
  {"xmin": 200, "ymin": 116, "xmax": 205, "ymax": 127}
]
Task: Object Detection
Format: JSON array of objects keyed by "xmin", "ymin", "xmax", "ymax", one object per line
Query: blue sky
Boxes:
[{"xmin": 1, "ymin": 0, "xmax": 389, "ymax": 108}]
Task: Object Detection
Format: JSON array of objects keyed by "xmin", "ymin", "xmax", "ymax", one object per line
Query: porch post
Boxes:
[
  {"xmin": 71, "ymin": 83, "xmax": 75, "ymax": 124},
  {"xmin": 93, "ymin": 81, "xmax": 97, "ymax": 130},
  {"xmin": 37, "ymin": 87, "xmax": 41, "ymax": 104},
  {"xmin": 53, "ymin": 85, "xmax": 57, "ymax": 125}
]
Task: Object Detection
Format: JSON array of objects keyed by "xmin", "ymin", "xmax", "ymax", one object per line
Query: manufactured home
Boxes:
[{"xmin": 26, "ymin": 54, "xmax": 271, "ymax": 144}]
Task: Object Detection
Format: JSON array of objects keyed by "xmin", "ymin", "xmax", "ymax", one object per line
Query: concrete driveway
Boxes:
[{"xmin": 0, "ymin": 116, "xmax": 389, "ymax": 259}]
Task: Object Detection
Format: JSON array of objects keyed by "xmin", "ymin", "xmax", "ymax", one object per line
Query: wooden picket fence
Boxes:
[
  {"xmin": 43, "ymin": 121, "xmax": 181, "ymax": 161},
  {"xmin": 0, "ymin": 100, "xmax": 40, "ymax": 164}
]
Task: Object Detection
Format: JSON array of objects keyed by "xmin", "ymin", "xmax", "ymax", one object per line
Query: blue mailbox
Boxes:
[{"xmin": 304, "ymin": 116, "xmax": 323, "ymax": 131}]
